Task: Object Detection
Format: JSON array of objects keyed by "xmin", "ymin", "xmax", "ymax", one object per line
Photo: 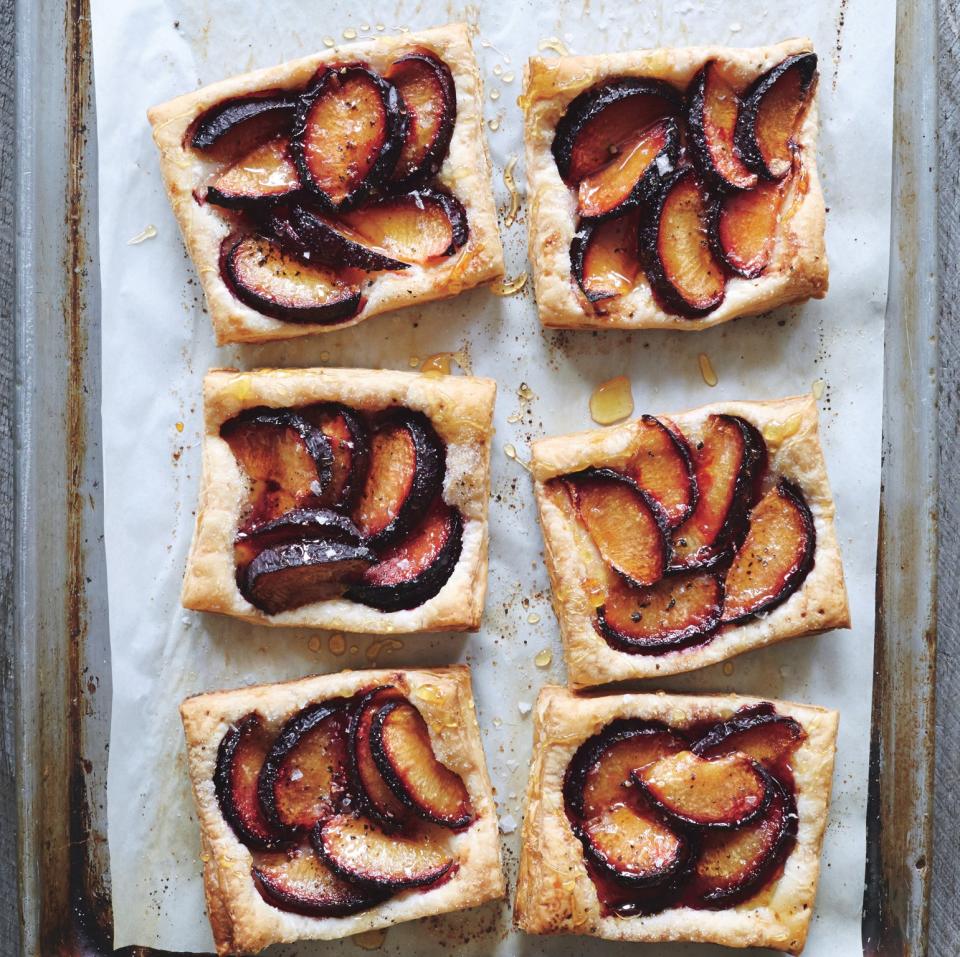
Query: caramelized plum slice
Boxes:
[
  {"xmin": 712, "ymin": 178, "xmax": 786, "ymax": 279},
  {"xmin": 583, "ymin": 804, "xmax": 688, "ymax": 888},
  {"xmin": 235, "ymin": 508, "xmax": 363, "ymax": 569},
  {"xmin": 570, "ymin": 212, "xmax": 640, "ymax": 302},
  {"xmin": 254, "ymin": 846, "xmax": 386, "ymax": 917},
  {"xmin": 240, "ymin": 539, "xmax": 375, "ymax": 614},
  {"xmin": 565, "ymin": 468, "xmax": 669, "ymax": 588},
  {"xmin": 300, "ymin": 403, "xmax": 370, "ymax": 509},
  {"xmin": 386, "ymin": 49, "xmax": 457, "ymax": 188},
  {"xmin": 722, "ymin": 479, "xmax": 816, "ymax": 623},
  {"xmin": 640, "ymin": 167, "xmax": 726, "ymax": 317},
  {"xmin": 258, "ymin": 700, "xmax": 351, "ymax": 833},
  {"xmin": 340, "ymin": 189, "xmax": 468, "ymax": 262},
  {"xmin": 689, "ymin": 775, "xmax": 797, "ymax": 906},
  {"xmin": 596, "ymin": 570, "xmax": 723, "ymax": 654},
  {"xmin": 629, "ymin": 415, "xmax": 697, "ymax": 528},
  {"xmin": 370, "ymin": 699, "xmax": 473, "ymax": 828},
  {"xmin": 215, "ymin": 713, "xmax": 288, "ymax": 850},
  {"xmin": 693, "ymin": 706, "xmax": 806, "ymax": 768},
  {"xmin": 688, "ymin": 62, "xmax": 758, "ymax": 191},
  {"xmin": 735, "ymin": 53, "xmax": 818, "ymax": 180},
  {"xmin": 348, "ymin": 686, "xmax": 411, "ymax": 828},
  {"xmin": 222, "ymin": 407, "xmax": 333, "ymax": 524},
  {"xmin": 189, "ymin": 91, "xmax": 296, "ymax": 151},
  {"xmin": 553, "ymin": 78, "xmax": 682, "ymax": 184},
  {"xmin": 220, "ymin": 234, "xmax": 363, "ymax": 325},
  {"xmin": 292, "ymin": 65, "xmax": 407, "ymax": 210},
  {"xmin": 353, "ymin": 410, "xmax": 444, "ymax": 547},
  {"xmin": 206, "ymin": 137, "xmax": 300, "ymax": 210},
  {"xmin": 577, "ymin": 118, "xmax": 679, "ymax": 221},
  {"xmin": 314, "ymin": 814, "xmax": 454, "ymax": 890},
  {"xmin": 670, "ymin": 414, "xmax": 767, "ymax": 570},
  {"xmin": 347, "ymin": 498, "xmax": 462, "ymax": 611},
  {"xmin": 636, "ymin": 750, "xmax": 771, "ymax": 829}
]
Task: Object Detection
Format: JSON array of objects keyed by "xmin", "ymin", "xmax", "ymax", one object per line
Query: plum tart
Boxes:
[
  {"xmin": 181, "ymin": 666, "xmax": 503, "ymax": 955},
  {"xmin": 522, "ymin": 39, "xmax": 827, "ymax": 330},
  {"xmin": 181, "ymin": 367, "xmax": 495, "ymax": 632},
  {"xmin": 515, "ymin": 687, "xmax": 838, "ymax": 954},
  {"xmin": 531, "ymin": 394, "xmax": 849, "ymax": 686},
  {"xmin": 148, "ymin": 23, "xmax": 503, "ymax": 345}
]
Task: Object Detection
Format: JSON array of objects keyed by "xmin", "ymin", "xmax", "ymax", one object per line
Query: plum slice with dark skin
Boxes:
[
  {"xmin": 693, "ymin": 705, "xmax": 806, "ymax": 769},
  {"xmin": 258, "ymin": 699, "xmax": 351, "ymax": 834},
  {"xmin": 220, "ymin": 234, "xmax": 363, "ymax": 325},
  {"xmin": 291, "ymin": 64, "xmax": 408, "ymax": 211},
  {"xmin": 234, "ymin": 508, "xmax": 363, "ymax": 568},
  {"xmin": 353, "ymin": 409, "xmax": 444, "ymax": 547},
  {"xmin": 188, "ymin": 90, "xmax": 297, "ymax": 151},
  {"xmin": 639, "ymin": 167, "xmax": 726, "ymax": 318},
  {"xmin": 313, "ymin": 814, "xmax": 455, "ymax": 891},
  {"xmin": 735, "ymin": 53, "xmax": 818, "ymax": 181},
  {"xmin": 300, "ymin": 403, "xmax": 370, "ymax": 510},
  {"xmin": 721, "ymin": 479, "xmax": 816, "ymax": 624},
  {"xmin": 628, "ymin": 415, "xmax": 697, "ymax": 528},
  {"xmin": 570, "ymin": 212, "xmax": 641, "ymax": 302},
  {"xmin": 552, "ymin": 78, "xmax": 683, "ymax": 184},
  {"xmin": 577, "ymin": 118, "xmax": 679, "ymax": 221},
  {"xmin": 711, "ymin": 177, "xmax": 786, "ymax": 279},
  {"xmin": 369, "ymin": 699, "xmax": 473, "ymax": 829},
  {"xmin": 687, "ymin": 62, "xmax": 758, "ymax": 192},
  {"xmin": 214, "ymin": 713, "xmax": 289, "ymax": 850},
  {"xmin": 347, "ymin": 497, "xmax": 463, "ymax": 611},
  {"xmin": 564, "ymin": 468, "xmax": 670, "ymax": 588},
  {"xmin": 339, "ymin": 189, "xmax": 469, "ymax": 262},
  {"xmin": 669, "ymin": 414, "xmax": 767, "ymax": 571},
  {"xmin": 385, "ymin": 49, "xmax": 457, "ymax": 189},
  {"xmin": 206, "ymin": 137, "xmax": 301, "ymax": 210},
  {"xmin": 253, "ymin": 845, "xmax": 388, "ymax": 917},
  {"xmin": 595, "ymin": 569, "xmax": 724, "ymax": 655},
  {"xmin": 635, "ymin": 750, "xmax": 771, "ymax": 829}
]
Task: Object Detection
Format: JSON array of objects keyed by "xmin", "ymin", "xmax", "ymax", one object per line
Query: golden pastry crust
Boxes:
[
  {"xmin": 522, "ymin": 39, "xmax": 828, "ymax": 330},
  {"xmin": 514, "ymin": 686, "xmax": 838, "ymax": 954},
  {"xmin": 181, "ymin": 367, "xmax": 496, "ymax": 632},
  {"xmin": 531, "ymin": 394, "xmax": 849, "ymax": 686},
  {"xmin": 148, "ymin": 23, "xmax": 504, "ymax": 345},
  {"xmin": 181, "ymin": 665, "xmax": 505, "ymax": 956}
]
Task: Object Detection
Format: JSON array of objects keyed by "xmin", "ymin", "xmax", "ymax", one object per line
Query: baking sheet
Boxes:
[{"xmin": 88, "ymin": 0, "xmax": 893, "ymax": 953}]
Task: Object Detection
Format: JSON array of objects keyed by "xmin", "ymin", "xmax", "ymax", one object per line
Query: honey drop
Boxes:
[{"xmin": 589, "ymin": 375, "xmax": 634, "ymax": 425}]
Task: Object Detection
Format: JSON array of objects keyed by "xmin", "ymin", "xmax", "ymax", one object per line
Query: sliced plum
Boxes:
[
  {"xmin": 258, "ymin": 700, "xmax": 351, "ymax": 833},
  {"xmin": 564, "ymin": 468, "xmax": 669, "ymax": 588},
  {"xmin": 687, "ymin": 62, "xmax": 758, "ymax": 191},
  {"xmin": 712, "ymin": 178, "xmax": 786, "ymax": 279},
  {"xmin": 688, "ymin": 775, "xmax": 797, "ymax": 907},
  {"xmin": 635, "ymin": 750, "xmax": 771, "ymax": 829},
  {"xmin": 253, "ymin": 845, "xmax": 387, "ymax": 917},
  {"xmin": 628, "ymin": 415, "xmax": 697, "ymax": 528},
  {"xmin": 552, "ymin": 78, "xmax": 683, "ymax": 184},
  {"xmin": 214, "ymin": 713, "xmax": 289, "ymax": 850},
  {"xmin": 669, "ymin": 414, "xmax": 767, "ymax": 571},
  {"xmin": 221, "ymin": 407, "xmax": 334, "ymax": 525},
  {"xmin": 300, "ymin": 403, "xmax": 371, "ymax": 510},
  {"xmin": 206, "ymin": 137, "xmax": 301, "ymax": 210},
  {"xmin": 385, "ymin": 49, "xmax": 457, "ymax": 189},
  {"xmin": 234, "ymin": 507, "xmax": 363, "ymax": 570},
  {"xmin": 348, "ymin": 686, "xmax": 411, "ymax": 828},
  {"xmin": 291, "ymin": 64, "xmax": 408, "ymax": 210},
  {"xmin": 220, "ymin": 234, "xmax": 363, "ymax": 325},
  {"xmin": 353, "ymin": 410, "xmax": 444, "ymax": 547},
  {"xmin": 340, "ymin": 189, "xmax": 469, "ymax": 262},
  {"xmin": 595, "ymin": 570, "xmax": 723, "ymax": 655},
  {"xmin": 639, "ymin": 167, "xmax": 726, "ymax": 317},
  {"xmin": 693, "ymin": 706, "xmax": 806, "ymax": 769},
  {"xmin": 347, "ymin": 497, "xmax": 462, "ymax": 611},
  {"xmin": 189, "ymin": 90, "xmax": 297, "ymax": 151},
  {"xmin": 577, "ymin": 118, "xmax": 679, "ymax": 221},
  {"xmin": 735, "ymin": 53, "xmax": 818, "ymax": 181},
  {"xmin": 369, "ymin": 699, "xmax": 473, "ymax": 828},
  {"xmin": 722, "ymin": 479, "xmax": 816, "ymax": 623},
  {"xmin": 314, "ymin": 814, "xmax": 454, "ymax": 890},
  {"xmin": 570, "ymin": 212, "xmax": 641, "ymax": 302}
]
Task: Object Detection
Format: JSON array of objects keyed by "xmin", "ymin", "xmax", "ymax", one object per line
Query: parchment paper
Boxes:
[{"xmin": 90, "ymin": 1, "xmax": 893, "ymax": 953}]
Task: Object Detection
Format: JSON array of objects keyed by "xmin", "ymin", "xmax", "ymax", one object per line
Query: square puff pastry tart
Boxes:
[
  {"xmin": 182, "ymin": 367, "xmax": 495, "ymax": 632},
  {"xmin": 522, "ymin": 39, "xmax": 827, "ymax": 330},
  {"xmin": 148, "ymin": 23, "xmax": 504, "ymax": 345},
  {"xmin": 531, "ymin": 394, "xmax": 849, "ymax": 687},
  {"xmin": 514, "ymin": 686, "xmax": 839, "ymax": 954},
  {"xmin": 181, "ymin": 665, "xmax": 504, "ymax": 955}
]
